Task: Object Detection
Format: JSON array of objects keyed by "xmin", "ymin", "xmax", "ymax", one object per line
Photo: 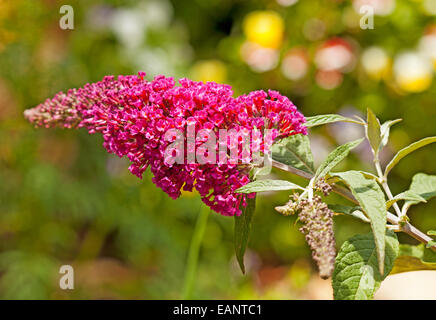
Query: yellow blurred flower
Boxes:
[
  {"xmin": 393, "ymin": 52, "xmax": 433, "ymax": 93},
  {"xmin": 397, "ymin": 77, "xmax": 432, "ymax": 92},
  {"xmin": 191, "ymin": 59, "xmax": 227, "ymax": 83},
  {"xmin": 243, "ymin": 11, "xmax": 284, "ymax": 49},
  {"xmin": 361, "ymin": 46, "xmax": 391, "ymax": 80}
]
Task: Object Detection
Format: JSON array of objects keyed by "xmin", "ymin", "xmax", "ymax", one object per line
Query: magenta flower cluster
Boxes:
[{"xmin": 24, "ymin": 72, "xmax": 307, "ymax": 216}]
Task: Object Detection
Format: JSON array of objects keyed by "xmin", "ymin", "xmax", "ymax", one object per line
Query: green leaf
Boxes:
[
  {"xmin": 271, "ymin": 134, "xmax": 315, "ymax": 174},
  {"xmin": 332, "ymin": 231, "xmax": 399, "ymax": 300},
  {"xmin": 330, "ymin": 171, "xmax": 378, "ymax": 183},
  {"xmin": 235, "ymin": 179, "xmax": 303, "ymax": 193},
  {"xmin": 427, "ymin": 231, "xmax": 436, "ymax": 249},
  {"xmin": 426, "ymin": 241, "xmax": 436, "ymax": 249},
  {"xmin": 386, "ymin": 190, "xmax": 426, "ymax": 209},
  {"xmin": 379, "ymin": 119, "xmax": 402, "ymax": 153},
  {"xmin": 405, "ymin": 173, "xmax": 436, "ymax": 206},
  {"xmin": 314, "ymin": 138, "xmax": 364, "ymax": 181},
  {"xmin": 365, "ymin": 108, "xmax": 382, "ymax": 158},
  {"xmin": 390, "ymin": 244, "xmax": 436, "ymax": 274},
  {"xmin": 305, "ymin": 114, "xmax": 364, "ymax": 128},
  {"xmin": 385, "ymin": 137, "xmax": 436, "ymax": 177},
  {"xmin": 332, "ymin": 171, "xmax": 387, "ymax": 274},
  {"xmin": 250, "ymin": 166, "xmax": 271, "ymax": 180},
  {"xmin": 359, "ymin": 171, "xmax": 379, "ymax": 181},
  {"xmin": 328, "ymin": 204, "xmax": 370, "ymax": 223},
  {"xmin": 234, "ymin": 196, "xmax": 256, "ymax": 274}
]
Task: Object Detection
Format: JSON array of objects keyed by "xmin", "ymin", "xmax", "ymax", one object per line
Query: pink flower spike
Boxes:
[{"xmin": 24, "ymin": 72, "xmax": 307, "ymax": 216}]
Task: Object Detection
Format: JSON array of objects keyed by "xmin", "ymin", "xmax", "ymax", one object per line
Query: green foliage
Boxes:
[
  {"xmin": 332, "ymin": 231, "xmax": 399, "ymax": 300},
  {"xmin": 332, "ymin": 171, "xmax": 387, "ymax": 274},
  {"xmin": 234, "ymin": 106, "xmax": 435, "ymax": 299},
  {"xmin": 427, "ymin": 231, "xmax": 436, "ymax": 249},
  {"xmin": 250, "ymin": 165, "xmax": 272, "ymax": 180},
  {"xmin": 234, "ymin": 196, "xmax": 256, "ymax": 274},
  {"xmin": 0, "ymin": 0, "xmax": 435, "ymax": 300},
  {"xmin": 405, "ymin": 173, "xmax": 436, "ymax": 206},
  {"xmin": 385, "ymin": 137, "xmax": 436, "ymax": 177},
  {"xmin": 358, "ymin": 171, "xmax": 379, "ymax": 181},
  {"xmin": 426, "ymin": 241, "xmax": 436, "ymax": 249},
  {"xmin": 390, "ymin": 244, "xmax": 436, "ymax": 274},
  {"xmin": 386, "ymin": 191, "xmax": 426, "ymax": 209},
  {"xmin": 236, "ymin": 180, "xmax": 303, "ymax": 194},
  {"xmin": 379, "ymin": 119, "xmax": 402, "ymax": 154},
  {"xmin": 313, "ymin": 139, "xmax": 364, "ymax": 181},
  {"xmin": 182, "ymin": 206, "xmax": 210, "ymax": 299},
  {"xmin": 304, "ymin": 114, "xmax": 363, "ymax": 128},
  {"xmin": 0, "ymin": 251, "xmax": 58, "ymax": 299},
  {"xmin": 271, "ymin": 134, "xmax": 315, "ymax": 174},
  {"xmin": 365, "ymin": 108, "xmax": 382, "ymax": 159},
  {"xmin": 329, "ymin": 205, "xmax": 369, "ymax": 223}
]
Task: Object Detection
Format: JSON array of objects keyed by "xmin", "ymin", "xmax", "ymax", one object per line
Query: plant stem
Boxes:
[
  {"xmin": 182, "ymin": 205, "xmax": 209, "ymax": 299},
  {"xmin": 271, "ymin": 159, "xmax": 313, "ymax": 180},
  {"xmin": 374, "ymin": 161, "xmax": 402, "ymax": 217},
  {"xmin": 271, "ymin": 159, "xmax": 436, "ymax": 251}
]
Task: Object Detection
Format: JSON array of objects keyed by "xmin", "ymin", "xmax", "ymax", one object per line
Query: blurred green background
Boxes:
[{"xmin": 0, "ymin": 0, "xmax": 435, "ymax": 299}]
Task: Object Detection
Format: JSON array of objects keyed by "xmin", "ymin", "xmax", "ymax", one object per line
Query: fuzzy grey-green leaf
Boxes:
[
  {"xmin": 365, "ymin": 108, "xmax": 382, "ymax": 158},
  {"xmin": 234, "ymin": 196, "xmax": 256, "ymax": 274},
  {"xmin": 405, "ymin": 173, "xmax": 436, "ymax": 206},
  {"xmin": 390, "ymin": 244, "xmax": 436, "ymax": 274},
  {"xmin": 426, "ymin": 241, "xmax": 436, "ymax": 249},
  {"xmin": 359, "ymin": 171, "xmax": 379, "ymax": 181},
  {"xmin": 235, "ymin": 179, "xmax": 303, "ymax": 193},
  {"xmin": 271, "ymin": 134, "xmax": 315, "ymax": 174},
  {"xmin": 305, "ymin": 114, "xmax": 364, "ymax": 128},
  {"xmin": 385, "ymin": 137, "xmax": 436, "ymax": 177},
  {"xmin": 328, "ymin": 204, "xmax": 370, "ymax": 223},
  {"xmin": 332, "ymin": 171, "xmax": 387, "ymax": 274},
  {"xmin": 333, "ymin": 231, "xmax": 399, "ymax": 300},
  {"xmin": 386, "ymin": 190, "xmax": 426, "ymax": 209},
  {"xmin": 314, "ymin": 139, "xmax": 363, "ymax": 181},
  {"xmin": 379, "ymin": 119, "xmax": 402, "ymax": 153}
]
